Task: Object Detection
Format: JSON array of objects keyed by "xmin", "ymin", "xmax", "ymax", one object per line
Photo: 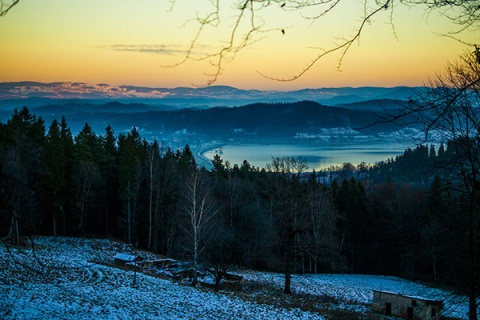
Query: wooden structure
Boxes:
[{"xmin": 373, "ymin": 290, "xmax": 442, "ymax": 320}]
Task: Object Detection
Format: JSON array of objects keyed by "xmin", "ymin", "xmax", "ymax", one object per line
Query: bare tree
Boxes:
[
  {"xmin": 399, "ymin": 50, "xmax": 480, "ymax": 320},
  {"xmin": 305, "ymin": 177, "xmax": 342, "ymax": 273},
  {"xmin": 205, "ymin": 222, "xmax": 235, "ymax": 292},
  {"xmin": 180, "ymin": 169, "xmax": 218, "ymax": 286},
  {"xmin": 266, "ymin": 156, "xmax": 309, "ymax": 294}
]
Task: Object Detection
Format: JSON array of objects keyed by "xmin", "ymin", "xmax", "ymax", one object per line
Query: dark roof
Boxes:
[{"xmin": 373, "ymin": 290, "xmax": 443, "ymax": 303}]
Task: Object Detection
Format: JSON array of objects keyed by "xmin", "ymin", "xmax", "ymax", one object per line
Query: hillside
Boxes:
[
  {"xmin": 1, "ymin": 100, "xmax": 405, "ymax": 139},
  {"xmin": 335, "ymin": 99, "xmax": 408, "ymax": 111},
  {"xmin": 128, "ymin": 101, "xmax": 393, "ymax": 138},
  {"xmin": 0, "ymin": 237, "xmax": 468, "ymax": 319}
]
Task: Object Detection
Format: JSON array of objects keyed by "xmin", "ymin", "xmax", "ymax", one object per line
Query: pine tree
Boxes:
[
  {"xmin": 100, "ymin": 125, "xmax": 119, "ymax": 237},
  {"xmin": 45, "ymin": 119, "xmax": 73, "ymax": 236},
  {"xmin": 117, "ymin": 128, "xmax": 145, "ymax": 245},
  {"xmin": 178, "ymin": 144, "xmax": 196, "ymax": 171},
  {"xmin": 72, "ymin": 123, "xmax": 104, "ymax": 236},
  {"xmin": 2, "ymin": 107, "xmax": 46, "ymax": 243}
]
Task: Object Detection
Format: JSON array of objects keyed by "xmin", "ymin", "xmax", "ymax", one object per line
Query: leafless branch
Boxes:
[
  {"xmin": 0, "ymin": 0, "xmax": 19, "ymax": 17},
  {"xmin": 406, "ymin": 0, "xmax": 480, "ymax": 32},
  {"xmin": 258, "ymin": 0, "xmax": 393, "ymax": 81},
  {"xmin": 165, "ymin": 0, "xmax": 479, "ymax": 84},
  {"xmin": 163, "ymin": 0, "xmax": 271, "ymax": 85},
  {"xmin": 298, "ymin": 0, "xmax": 342, "ymax": 20}
]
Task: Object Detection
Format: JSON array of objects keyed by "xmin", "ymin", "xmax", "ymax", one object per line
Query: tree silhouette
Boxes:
[
  {"xmin": 163, "ymin": 0, "xmax": 479, "ymax": 84},
  {"xmin": 45, "ymin": 118, "xmax": 74, "ymax": 236},
  {"xmin": 0, "ymin": 0, "xmax": 19, "ymax": 17},
  {"xmin": 1, "ymin": 108, "xmax": 45, "ymax": 244},
  {"xmin": 397, "ymin": 50, "xmax": 480, "ymax": 320}
]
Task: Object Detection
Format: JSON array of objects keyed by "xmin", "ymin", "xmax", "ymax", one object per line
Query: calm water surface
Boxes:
[{"xmin": 202, "ymin": 142, "xmax": 411, "ymax": 170}]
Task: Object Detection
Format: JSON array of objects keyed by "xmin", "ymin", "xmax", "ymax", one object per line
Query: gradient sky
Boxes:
[{"xmin": 0, "ymin": 0, "xmax": 477, "ymax": 90}]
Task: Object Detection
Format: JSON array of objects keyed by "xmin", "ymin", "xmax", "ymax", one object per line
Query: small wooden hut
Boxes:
[{"xmin": 372, "ymin": 290, "xmax": 442, "ymax": 320}]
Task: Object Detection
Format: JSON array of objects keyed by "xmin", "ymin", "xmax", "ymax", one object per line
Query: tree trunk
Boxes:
[
  {"xmin": 214, "ymin": 272, "xmax": 223, "ymax": 292},
  {"xmin": 148, "ymin": 157, "xmax": 153, "ymax": 250},
  {"xmin": 192, "ymin": 227, "xmax": 198, "ymax": 287},
  {"xmin": 63, "ymin": 211, "xmax": 67, "ymax": 236},
  {"xmin": 283, "ymin": 272, "xmax": 291, "ymax": 294},
  {"xmin": 468, "ymin": 205, "xmax": 477, "ymax": 320},
  {"xmin": 105, "ymin": 206, "xmax": 109, "ymax": 237},
  {"xmin": 191, "ymin": 268, "xmax": 198, "ymax": 287},
  {"xmin": 468, "ymin": 293, "xmax": 477, "ymax": 320},
  {"xmin": 15, "ymin": 218, "xmax": 20, "ymax": 246},
  {"xmin": 127, "ymin": 182, "xmax": 132, "ymax": 244},
  {"xmin": 53, "ymin": 215, "xmax": 57, "ymax": 236},
  {"xmin": 10, "ymin": 211, "xmax": 21, "ymax": 246},
  {"xmin": 468, "ymin": 186, "xmax": 477, "ymax": 320}
]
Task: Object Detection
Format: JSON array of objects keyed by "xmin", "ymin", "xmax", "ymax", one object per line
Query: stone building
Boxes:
[{"xmin": 372, "ymin": 290, "xmax": 442, "ymax": 320}]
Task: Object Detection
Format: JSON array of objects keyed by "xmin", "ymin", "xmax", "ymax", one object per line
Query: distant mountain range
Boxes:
[
  {"xmin": 0, "ymin": 83, "xmax": 419, "ymax": 163},
  {"xmin": 0, "ymin": 81, "xmax": 424, "ymax": 111}
]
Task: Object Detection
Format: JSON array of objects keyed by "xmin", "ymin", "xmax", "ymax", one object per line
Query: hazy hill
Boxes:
[
  {"xmin": 0, "ymin": 81, "xmax": 423, "ymax": 110},
  {"xmin": 143, "ymin": 101, "xmax": 390, "ymax": 137},
  {"xmin": 15, "ymin": 100, "xmax": 403, "ymax": 138}
]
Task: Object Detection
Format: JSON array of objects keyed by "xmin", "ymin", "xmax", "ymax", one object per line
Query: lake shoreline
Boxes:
[{"xmin": 198, "ymin": 140, "xmax": 413, "ymax": 171}]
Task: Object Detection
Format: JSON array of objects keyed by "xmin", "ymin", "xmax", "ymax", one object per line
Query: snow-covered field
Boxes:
[
  {"xmin": 236, "ymin": 270, "xmax": 469, "ymax": 319},
  {"xmin": 0, "ymin": 237, "xmax": 469, "ymax": 319}
]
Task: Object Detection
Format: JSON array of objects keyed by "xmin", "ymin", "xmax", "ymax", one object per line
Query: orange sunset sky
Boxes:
[{"xmin": 0, "ymin": 0, "xmax": 478, "ymax": 90}]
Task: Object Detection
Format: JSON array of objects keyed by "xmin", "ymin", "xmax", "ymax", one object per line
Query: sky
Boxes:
[{"xmin": 0, "ymin": 0, "xmax": 477, "ymax": 90}]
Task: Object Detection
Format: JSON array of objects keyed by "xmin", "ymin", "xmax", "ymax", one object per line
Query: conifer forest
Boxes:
[{"xmin": 1, "ymin": 106, "xmax": 479, "ymax": 302}]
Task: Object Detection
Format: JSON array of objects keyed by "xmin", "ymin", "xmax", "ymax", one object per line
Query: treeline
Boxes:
[
  {"xmin": 22, "ymin": 100, "xmax": 399, "ymax": 141},
  {"xmin": 0, "ymin": 107, "xmax": 476, "ymax": 295}
]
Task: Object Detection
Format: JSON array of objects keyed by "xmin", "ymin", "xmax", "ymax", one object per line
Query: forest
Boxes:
[{"xmin": 0, "ymin": 106, "xmax": 478, "ymax": 298}]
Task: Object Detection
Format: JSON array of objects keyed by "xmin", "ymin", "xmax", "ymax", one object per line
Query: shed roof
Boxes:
[
  {"xmin": 373, "ymin": 290, "xmax": 443, "ymax": 303},
  {"xmin": 113, "ymin": 253, "xmax": 137, "ymax": 262}
]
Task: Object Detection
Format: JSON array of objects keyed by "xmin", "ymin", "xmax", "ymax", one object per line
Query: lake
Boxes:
[{"xmin": 201, "ymin": 142, "xmax": 412, "ymax": 171}]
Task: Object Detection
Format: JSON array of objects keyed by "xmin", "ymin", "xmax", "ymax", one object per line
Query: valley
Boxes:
[{"xmin": 0, "ymin": 83, "xmax": 422, "ymax": 169}]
